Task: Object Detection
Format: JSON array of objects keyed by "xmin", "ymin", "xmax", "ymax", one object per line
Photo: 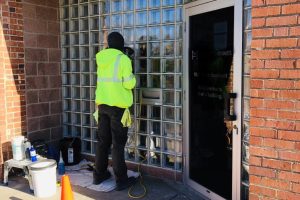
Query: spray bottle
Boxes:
[
  {"xmin": 29, "ymin": 145, "xmax": 37, "ymax": 162},
  {"xmin": 58, "ymin": 151, "xmax": 65, "ymax": 175}
]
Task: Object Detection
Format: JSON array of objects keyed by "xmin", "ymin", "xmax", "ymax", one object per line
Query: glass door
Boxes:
[{"xmin": 184, "ymin": 0, "xmax": 242, "ymax": 199}]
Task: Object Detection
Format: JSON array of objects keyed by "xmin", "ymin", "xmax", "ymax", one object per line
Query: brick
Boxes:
[
  {"xmin": 36, "ymin": 6, "xmax": 58, "ymax": 21},
  {"xmin": 26, "ymin": 90, "xmax": 38, "ymax": 104},
  {"xmin": 250, "ymin": 146, "xmax": 277, "ymax": 158},
  {"xmin": 274, "ymin": 27, "xmax": 289, "ymax": 37},
  {"xmin": 281, "ymin": 49, "xmax": 300, "ymax": 58},
  {"xmin": 252, "ymin": 6, "xmax": 281, "ymax": 17},
  {"xmin": 252, "ymin": 18, "xmax": 266, "ymax": 28},
  {"xmin": 24, "ymin": 18, "xmax": 47, "ymax": 33},
  {"xmin": 26, "ymin": 77, "xmax": 48, "ymax": 89},
  {"xmin": 27, "ymin": 117, "xmax": 40, "ymax": 132},
  {"xmin": 251, "ymin": 69, "xmax": 279, "ymax": 78},
  {"xmin": 39, "ymin": 89, "xmax": 60, "ymax": 102},
  {"xmin": 261, "ymin": 177, "xmax": 290, "ymax": 190},
  {"xmin": 265, "ymin": 120, "xmax": 296, "ymax": 130},
  {"xmin": 262, "ymin": 158, "xmax": 292, "ymax": 171},
  {"xmin": 253, "ymin": 28, "xmax": 273, "ymax": 38},
  {"xmin": 279, "ymin": 151, "xmax": 300, "ymax": 162},
  {"xmin": 49, "ymin": 76, "xmax": 62, "ymax": 88},
  {"xmin": 27, "ymin": 103, "xmax": 49, "ymax": 117},
  {"xmin": 250, "ymin": 79, "xmax": 264, "ymax": 88},
  {"xmin": 251, "ymin": 89, "xmax": 279, "ymax": 99},
  {"xmin": 251, "ymin": 60, "xmax": 265, "ymax": 68},
  {"xmin": 49, "ymin": 49, "xmax": 61, "ymax": 62},
  {"xmin": 252, "ymin": 39, "xmax": 265, "ymax": 49},
  {"xmin": 251, "ymin": 108, "xmax": 277, "ymax": 118},
  {"xmin": 266, "ymin": 16, "xmax": 298, "ymax": 26},
  {"xmin": 37, "ymin": 35, "xmax": 59, "ymax": 48},
  {"xmin": 279, "ymin": 90, "xmax": 300, "ymax": 100},
  {"xmin": 279, "ymin": 130, "xmax": 300, "ymax": 141},
  {"xmin": 263, "ymin": 138, "xmax": 295, "ymax": 150},
  {"xmin": 293, "ymin": 163, "xmax": 300, "ymax": 172},
  {"xmin": 251, "ymin": 118, "xmax": 266, "ymax": 127},
  {"xmin": 25, "ymin": 48, "xmax": 48, "ymax": 62},
  {"xmin": 264, "ymin": 80, "xmax": 294, "ymax": 89},
  {"xmin": 51, "ymin": 126, "xmax": 63, "ymax": 140},
  {"xmin": 50, "ymin": 101, "xmax": 62, "ymax": 114},
  {"xmin": 265, "ymin": 60, "xmax": 295, "ymax": 69},
  {"xmin": 252, "ymin": 50, "xmax": 280, "ymax": 59},
  {"xmin": 249, "ymin": 185, "xmax": 276, "ymax": 197},
  {"xmin": 47, "ymin": 0, "xmax": 59, "ymax": 8},
  {"xmin": 39, "ymin": 115, "xmax": 60, "ymax": 129},
  {"xmin": 290, "ymin": 26, "xmax": 300, "ymax": 36},
  {"xmin": 250, "ymin": 156, "xmax": 262, "ymax": 166},
  {"xmin": 282, "ymin": 4, "xmax": 300, "ymax": 15},
  {"xmin": 27, "ymin": 129, "xmax": 51, "ymax": 142},
  {"xmin": 249, "ymin": 166, "xmax": 276, "ymax": 178},
  {"xmin": 278, "ymin": 171, "xmax": 300, "ymax": 183},
  {"xmin": 22, "ymin": 3, "xmax": 36, "ymax": 18},
  {"xmin": 293, "ymin": 183, "xmax": 300, "ymax": 193},
  {"xmin": 266, "ymin": 38, "xmax": 298, "ymax": 48},
  {"xmin": 38, "ymin": 63, "xmax": 59, "ymax": 75},
  {"xmin": 250, "ymin": 127, "xmax": 277, "ymax": 138},
  {"xmin": 280, "ymin": 70, "xmax": 300, "ymax": 79},
  {"xmin": 253, "ymin": 0, "xmax": 266, "ymax": 6},
  {"xmin": 250, "ymin": 98, "xmax": 264, "ymax": 108},
  {"xmin": 47, "ymin": 21, "xmax": 59, "ymax": 35},
  {"xmin": 266, "ymin": 0, "xmax": 298, "ymax": 5},
  {"xmin": 24, "ymin": 33, "xmax": 37, "ymax": 47}
]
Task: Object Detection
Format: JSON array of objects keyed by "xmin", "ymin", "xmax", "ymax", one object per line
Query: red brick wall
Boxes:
[
  {"xmin": 0, "ymin": 0, "xmax": 25, "ymax": 179},
  {"xmin": 23, "ymin": 0, "xmax": 62, "ymax": 143},
  {"xmin": 250, "ymin": 0, "xmax": 300, "ymax": 199}
]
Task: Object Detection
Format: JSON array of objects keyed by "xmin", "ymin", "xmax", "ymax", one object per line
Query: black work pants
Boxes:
[{"xmin": 95, "ymin": 105, "xmax": 128, "ymax": 181}]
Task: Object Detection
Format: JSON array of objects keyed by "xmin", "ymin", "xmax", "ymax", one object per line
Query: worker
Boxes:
[{"xmin": 93, "ymin": 32, "xmax": 137, "ymax": 191}]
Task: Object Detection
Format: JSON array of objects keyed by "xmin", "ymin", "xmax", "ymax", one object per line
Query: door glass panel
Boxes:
[{"xmin": 189, "ymin": 7, "xmax": 234, "ymax": 199}]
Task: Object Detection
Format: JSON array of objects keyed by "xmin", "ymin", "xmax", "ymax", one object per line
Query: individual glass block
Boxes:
[
  {"xmin": 163, "ymin": 122, "xmax": 175, "ymax": 137},
  {"xmin": 137, "ymin": 134, "xmax": 147, "ymax": 148},
  {"xmin": 136, "ymin": 0, "xmax": 147, "ymax": 10},
  {"xmin": 241, "ymin": 163, "xmax": 249, "ymax": 184},
  {"xmin": 71, "ymin": 74, "xmax": 80, "ymax": 85},
  {"xmin": 125, "ymin": 148, "xmax": 135, "ymax": 161},
  {"xmin": 151, "ymin": 106, "xmax": 161, "ymax": 119},
  {"xmin": 123, "ymin": 29, "xmax": 134, "ymax": 43},
  {"xmin": 149, "ymin": 136, "xmax": 161, "ymax": 150},
  {"xmin": 72, "ymin": 113, "xmax": 81, "ymax": 125},
  {"xmin": 124, "ymin": 0, "xmax": 134, "ymax": 11},
  {"xmin": 151, "ymin": 121, "xmax": 161, "ymax": 135},
  {"xmin": 176, "ymin": 0, "xmax": 183, "ymax": 5},
  {"xmin": 176, "ymin": 40, "xmax": 183, "ymax": 56},
  {"xmin": 163, "ymin": 75, "xmax": 174, "ymax": 88},
  {"xmin": 176, "ymin": 59, "xmax": 182, "ymax": 73},
  {"xmin": 81, "ymin": 74, "xmax": 90, "ymax": 86},
  {"xmin": 149, "ymin": 152, "xmax": 161, "ymax": 166},
  {"xmin": 100, "ymin": 0, "xmax": 110, "ymax": 14},
  {"xmin": 149, "ymin": 10, "xmax": 160, "ymax": 25},
  {"xmin": 62, "ymin": 34, "xmax": 70, "ymax": 46},
  {"xmin": 241, "ymin": 184, "xmax": 249, "ymax": 200},
  {"xmin": 72, "ymin": 100, "xmax": 81, "ymax": 112},
  {"xmin": 163, "ymin": 91, "xmax": 174, "ymax": 105},
  {"xmin": 91, "ymin": 90, "xmax": 96, "ymax": 101},
  {"xmin": 80, "ymin": 47, "xmax": 89, "ymax": 59},
  {"xmin": 112, "ymin": 0, "xmax": 122, "ymax": 13},
  {"xmin": 176, "ymin": 91, "xmax": 182, "ymax": 106},
  {"xmin": 137, "ymin": 150, "xmax": 147, "ymax": 163},
  {"xmin": 244, "ymin": 8, "xmax": 252, "ymax": 29},
  {"xmin": 244, "ymin": 0, "xmax": 251, "ymax": 7},
  {"xmin": 176, "ymin": 123, "xmax": 182, "ymax": 138},
  {"xmin": 112, "ymin": 14, "xmax": 122, "ymax": 28},
  {"xmin": 163, "ymin": 42, "xmax": 174, "ymax": 56},
  {"xmin": 80, "ymin": 4, "xmax": 89, "ymax": 17},
  {"xmin": 163, "ymin": 107, "xmax": 175, "ymax": 121},
  {"xmin": 123, "ymin": 13, "xmax": 133, "ymax": 27},
  {"xmin": 63, "ymin": 87, "xmax": 71, "ymax": 98},
  {"xmin": 149, "ymin": 0, "xmax": 160, "ymax": 8},
  {"xmin": 80, "ymin": 19, "xmax": 89, "ymax": 31},
  {"xmin": 176, "ymin": 24, "xmax": 183, "ymax": 39},
  {"xmin": 91, "ymin": 46, "xmax": 99, "ymax": 58},
  {"xmin": 100, "ymin": 30, "xmax": 109, "ymax": 44},
  {"xmin": 137, "ymin": 43, "xmax": 147, "ymax": 57},
  {"xmin": 138, "ymin": 120, "xmax": 147, "ymax": 133},
  {"xmin": 149, "ymin": 75, "xmax": 161, "ymax": 88},
  {"xmin": 176, "ymin": 7, "xmax": 182, "ymax": 22},
  {"xmin": 91, "ymin": 18, "xmax": 99, "ymax": 30},
  {"xmin": 70, "ymin": 20, "xmax": 79, "ymax": 31},
  {"xmin": 82, "ymin": 88, "xmax": 90, "ymax": 99},
  {"xmin": 80, "ymin": 0, "xmax": 88, "ymax": 3},
  {"xmin": 71, "ymin": 60, "xmax": 80, "ymax": 72},
  {"xmin": 71, "ymin": 47, "xmax": 79, "ymax": 58},
  {"xmin": 149, "ymin": 59, "xmax": 160, "ymax": 73},
  {"xmin": 136, "ymin": 12, "xmax": 147, "ymax": 26},
  {"xmin": 137, "ymin": 74, "xmax": 147, "ymax": 87},
  {"xmin": 92, "ymin": 3, "xmax": 99, "ymax": 15},
  {"xmin": 72, "ymin": 87, "xmax": 80, "ymax": 98},
  {"xmin": 63, "ymin": 125, "xmax": 72, "ymax": 137},
  {"xmin": 244, "ymin": 54, "xmax": 250, "ymax": 75},
  {"xmin": 163, "ymin": 154, "xmax": 175, "ymax": 169},
  {"xmin": 81, "ymin": 60, "xmax": 89, "ymax": 72},
  {"xmin": 176, "ymin": 75, "xmax": 182, "ymax": 89},
  {"xmin": 136, "ymin": 28, "xmax": 147, "ymax": 41},
  {"xmin": 91, "ymin": 60, "xmax": 97, "ymax": 73},
  {"xmin": 82, "ymin": 127, "xmax": 91, "ymax": 138},
  {"xmin": 135, "ymin": 59, "xmax": 147, "ymax": 73},
  {"xmin": 62, "ymin": 7, "xmax": 69, "ymax": 19},
  {"xmin": 82, "ymin": 101, "xmax": 90, "ymax": 113},
  {"xmin": 149, "ymin": 27, "xmax": 160, "ymax": 41},
  {"xmin": 62, "ymin": 21, "xmax": 69, "ymax": 32},
  {"xmin": 63, "ymin": 112, "xmax": 72, "ymax": 123},
  {"xmin": 176, "ymin": 156, "xmax": 182, "ymax": 170},
  {"xmin": 163, "ymin": 25, "xmax": 175, "ymax": 40},
  {"xmin": 164, "ymin": 138, "xmax": 178, "ymax": 153},
  {"xmin": 100, "ymin": 16, "xmax": 110, "ymax": 29},
  {"xmin": 70, "ymin": 34, "xmax": 79, "ymax": 45},
  {"xmin": 80, "ymin": 33, "xmax": 89, "ymax": 45},
  {"xmin": 163, "ymin": 59, "xmax": 175, "ymax": 72},
  {"xmin": 63, "ymin": 100, "xmax": 71, "ymax": 111},
  {"xmin": 163, "ymin": 0, "xmax": 175, "ymax": 6},
  {"xmin": 244, "ymin": 76, "xmax": 250, "ymax": 96},
  {"xmin": 62, "ymin": 74, "xmax": 70, "ymax": 85},
  {"xmin": 163, "ymin": 8, "xmax": 175, "ymax": 23},
  {"xmin": 92, "ymin": 129, "xmax": 98, "ymax": 140},
  {"xmin": 72, "ymin": 0, "xmax": 78, "ymax": 4},
  {"xmin": 176, "ymin": 108, "xmax": 182, "ymax": 122},
  {"xmin": 150, "ymin": 42, "xmax": 160, "ymax": 57},
  {"xmin": 71, "ymin": 6, "xmax": 78, "ymax": 18},
  {"xmin": 91, "ymin": 32, "xmax": 99, "ymax": 44},
  {"xmin": 62, "ymin": 61, "xmax": 70, "ymax": 72},
  {"xmin": 137, "ymin": 104, "xmax": 147, "ymax": 118},
  {"xmin": 82, "ymin": 140, "xmax": 91, "ymax": 153},
  {"xmin": 244, "ymin": 31, "xmax": 252, "ymax": 53}
]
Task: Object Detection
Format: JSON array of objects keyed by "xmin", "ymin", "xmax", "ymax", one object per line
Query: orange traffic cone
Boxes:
[{"xmin": 61, "ymin": 175, "xmax": 74, "ymax": 200}]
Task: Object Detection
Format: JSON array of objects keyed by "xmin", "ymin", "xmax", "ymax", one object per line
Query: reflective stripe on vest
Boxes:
[{"xmin": 97, "ymin": 54, "xmax": 122, "ymax": 82}]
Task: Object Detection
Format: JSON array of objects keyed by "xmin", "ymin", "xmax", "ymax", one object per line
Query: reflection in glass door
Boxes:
[{"xmin": 189, "ymin": 7, "xmax": 234, "ymax": 199}]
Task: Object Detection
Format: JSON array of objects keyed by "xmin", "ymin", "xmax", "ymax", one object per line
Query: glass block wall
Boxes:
[
  {"xmin": 241, "ymin": 0, "xmax": 251, "ymax": 199},
  {"xmin": 60, "ymin": 0, "xmax": 184, "ymax": 171}
]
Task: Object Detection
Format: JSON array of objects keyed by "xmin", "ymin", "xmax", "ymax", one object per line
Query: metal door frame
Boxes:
[{"xmin": 183, "ymin": 0, "xmax": 243, "ymax": 199}]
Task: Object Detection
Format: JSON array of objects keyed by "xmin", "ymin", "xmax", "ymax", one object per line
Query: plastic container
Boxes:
[
  {"xmin": 11, "ymin": 136, "xmax": 25, "ymax": 161},
  {"xmin": 28, "ymin": 159, "xmax": 57, "ymax": 198}
]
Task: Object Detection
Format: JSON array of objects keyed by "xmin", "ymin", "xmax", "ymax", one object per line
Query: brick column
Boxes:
[
  {"xmin": 23, "ymin": 0, "xmax": 62, "ymax": 143},
  {"xmin": 0, "ymin": 0, "xmax": 25, "ymax": 180},
  {"xmin": 250, "ymin": 0, "xmax": 300, "ymax": 199}
]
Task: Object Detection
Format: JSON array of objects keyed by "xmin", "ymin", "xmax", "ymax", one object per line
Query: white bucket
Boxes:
[
  {"xmin": 11, "ymin": 136, "xmax": 25, "ymax": 161},
  {"xmin": 29, "ymin": 159, "xmax": 57, "ymax": 198}
]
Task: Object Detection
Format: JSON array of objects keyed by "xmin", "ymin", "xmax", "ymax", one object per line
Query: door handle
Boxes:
[{"xmin": 224, "ymin": 92, "xmax": 237, "ymax": 121}]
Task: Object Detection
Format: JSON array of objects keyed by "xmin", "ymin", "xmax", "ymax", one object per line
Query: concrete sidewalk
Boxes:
[{"xmin": 0, "ymin": 175, "xmax": 207, "ymax": 200}]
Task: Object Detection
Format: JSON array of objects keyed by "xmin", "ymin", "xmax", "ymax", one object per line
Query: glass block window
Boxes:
[{"xmin": 60, "ymin": 0, "xmax": 183, "ymax": 172}]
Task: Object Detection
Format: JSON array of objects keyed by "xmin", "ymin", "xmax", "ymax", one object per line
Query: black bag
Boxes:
[{"xmin": 59, "ymin": 137, "xmax": 81, "ymax": 166}]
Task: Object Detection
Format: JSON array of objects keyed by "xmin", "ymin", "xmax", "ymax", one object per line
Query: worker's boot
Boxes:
[
  {"xmin": 93, "ymin": 170, "xmax": 111, "ymax": 185},
  {"xmin": 115, "ymin": 176, "xmax": 138, "ymax": 191}
]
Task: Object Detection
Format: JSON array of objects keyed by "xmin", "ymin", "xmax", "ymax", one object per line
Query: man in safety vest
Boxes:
[{"xmin": 93, "ymin": 32, "xmax": 137, "ymax": 191}]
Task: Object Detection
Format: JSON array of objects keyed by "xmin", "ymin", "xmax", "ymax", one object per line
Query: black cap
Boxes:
[{"xmin": 107, "ymin": 32, "xmax": 124, "ymax": 51}]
